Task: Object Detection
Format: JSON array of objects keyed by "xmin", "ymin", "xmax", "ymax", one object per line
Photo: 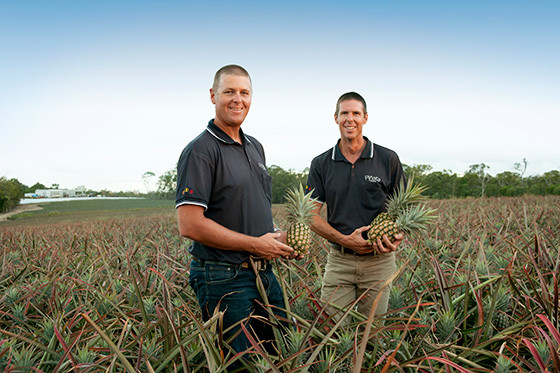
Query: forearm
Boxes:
[
  {"xmin": 310, "ymin": 214, "xmax": 347, "ymax": 247},
  {"xmin": 181, "ymin": 214, "xmax": 259, "ymax": 253},
  {"xmin": 308, "ymin": 202, "xmax": 373, "ymax": 252},
  {"xmin": 177, "ymin": 204, "xmax": 294, "ymax": 260}
]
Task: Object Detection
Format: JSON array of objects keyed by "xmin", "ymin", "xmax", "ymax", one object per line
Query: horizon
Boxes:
[
  {"xmin": 13, "ymin": 161, "xmax": 558, "ymax": 194},
  {"xmin": 1, "ymin": 0, "xmax": 559, "ymax": 192}
]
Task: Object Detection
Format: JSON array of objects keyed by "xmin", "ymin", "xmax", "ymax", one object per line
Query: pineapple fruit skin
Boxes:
[
  {"xmin": 287, "ymin": 222, "xmax": 311, "ymax": 254},
  {"xmin": 284, "ymin": 184, "xmax": 317, "ymax": 255},
  {"xmin": 366, "ymin": 178, "xmax": 436, "ymax": 246},
  {"xmin": 367, "ymin": 212, "xmax": 399, "ymax": 244}
]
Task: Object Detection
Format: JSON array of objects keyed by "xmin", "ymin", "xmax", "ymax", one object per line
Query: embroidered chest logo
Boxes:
[{"xmin": 364, "ymin": 175, "xmax": 382, "ymax": 183}]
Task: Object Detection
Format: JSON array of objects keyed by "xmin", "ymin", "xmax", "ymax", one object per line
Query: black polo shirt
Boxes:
[
  {"xmin": 175, "ymin": 120, "xmax": 274, "ymax": 264},
  {"xmin": 306, "ymin": 137, "xmax": 406, "ymax": 236}
]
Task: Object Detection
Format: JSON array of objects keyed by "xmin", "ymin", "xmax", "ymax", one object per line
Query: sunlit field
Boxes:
[{"xmin": 1, "ymin": 196, "xmax": 559, "ymax": 372}]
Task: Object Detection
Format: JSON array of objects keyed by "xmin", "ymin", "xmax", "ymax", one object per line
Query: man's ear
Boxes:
[{"xmin": 210, "ymin": 88, "xmax": 216, "ymax": 104}]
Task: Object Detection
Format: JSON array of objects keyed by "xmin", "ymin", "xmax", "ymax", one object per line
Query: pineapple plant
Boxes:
[
  {"xmin": 485, "ymin": 286, "xmax": 512, "ymax": 331},
  {"xmin": 434, "ymin": 309, "xmax": 460, "ymax": 343},
  {"xmin": 367, "ymin": 177, "xmax": 436, "ymax": 245},
  {"xmin": 494, "ymin": 354, "xmax": 515, "ymax": 373},
  {"xmin": 388, "ymin": 284, "xmax": 407, "ymax": 314},
  {"xmin": 284, "ymin": 183, "xmax": 317, "ymax": 255}
]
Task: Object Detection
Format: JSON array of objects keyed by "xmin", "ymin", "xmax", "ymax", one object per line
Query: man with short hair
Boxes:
[
  {"xmin": 176, "ymin": 65, "xmax": 297, "ymax": 354},
  {"xmin": 306, "ymin": 91, "xmax": 406, "ymax": 322}
]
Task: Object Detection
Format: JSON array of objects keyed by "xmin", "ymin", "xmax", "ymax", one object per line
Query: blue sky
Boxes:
[{"xmin": 1, "ymin": 0, "xmax": 559, "ymax": 192}]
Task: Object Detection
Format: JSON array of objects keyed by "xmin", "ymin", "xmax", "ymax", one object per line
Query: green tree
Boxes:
[
  {"xmin": 542, "ymin": 170, "xmax": 560, "ymax": 186},
  {"xmin": 0, "ymin": 177, "xmax": 24, "ymax": 213},
  {"xmin": 513, "ymin": 158, "xmax": 528, "ymax": 180},
  {"xmin": 489, "ymin": 171, "xmax": 522, "ymax": 196},
  {"xmin": 157, "ymin": 169, "xmax": 177, "ymax": 200},
  {"xmin": 403, "ymin": 164, "xmax": 433, "ymax": 185},
  {"xmin": 464, "ymin": 163, "xmax": 490, "ymax": 197},
  {"xmin": 526, "ymin": 170, "xmax": 560, "ymax": 196},
  {"xmin": 423, "ymin": 170, "xmax": 458, "ymax": 199},
  {"xmin": 268, "ymin": 165, "xmax": 308, "ymax": 204},
  {"xmin": 142, "ymin": 171, "xmax": 156, "ymax": 193},
  {"xmin": 24, "ymin": 182, "xmax": 46, "ymax": 194}
]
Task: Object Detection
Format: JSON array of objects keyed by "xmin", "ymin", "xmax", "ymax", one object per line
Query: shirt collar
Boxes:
[
  {"xmin": 331, "ymin": 137, "xmax": 374, "ymax": 161},
  {"xmin": 206, "ymin": 120, "xmax": 250, "ymax": 145}
]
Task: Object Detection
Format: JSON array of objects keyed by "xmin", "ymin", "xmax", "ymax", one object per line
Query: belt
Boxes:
[
  {"xmin": 194, "ymin": 258, "xmax": 269, "ymax": 271},
  {"xmin": 331, "ymin": 243, "xmax": 377, "ymax": 256}
]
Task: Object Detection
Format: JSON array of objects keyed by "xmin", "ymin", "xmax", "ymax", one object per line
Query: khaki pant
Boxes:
[{"xmin": 321, "ymin": 246, "xmax": 396, "ymax": 323}]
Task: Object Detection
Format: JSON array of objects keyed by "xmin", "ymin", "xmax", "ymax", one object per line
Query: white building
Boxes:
[{"xmin": 35, "ymin": 189, "xmax": 74, "ymax": 198}]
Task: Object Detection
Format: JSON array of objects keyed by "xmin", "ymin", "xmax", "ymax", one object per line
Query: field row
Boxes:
[{"xmin": 1, "ymin": 195, "xmax": 559, "ymax": 371}]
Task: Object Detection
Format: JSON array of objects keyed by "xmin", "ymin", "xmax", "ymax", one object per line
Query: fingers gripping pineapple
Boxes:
[
  {"xmin": 285, "ymin": 184, "xmax": 317, "ymax": 255},
  {"xmin": 367, "ymin": 177, "xmax": 436, "ymax": 245}
]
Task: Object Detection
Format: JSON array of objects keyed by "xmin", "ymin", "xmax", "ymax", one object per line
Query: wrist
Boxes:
[{"xmin": 337, "ymin": 234, "xmax": 351, "ymax": 248}]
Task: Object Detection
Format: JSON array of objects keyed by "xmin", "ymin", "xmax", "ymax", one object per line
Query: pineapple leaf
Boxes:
[
  {"xmin": 284, "ymin": 183, "xmax": 317, "ymax": 225},
  {"xmin": 386, "ymin": 176, "xmax": 429, "ymax": 216}
]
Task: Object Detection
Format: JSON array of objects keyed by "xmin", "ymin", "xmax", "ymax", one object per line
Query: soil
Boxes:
[{"xmin": 0, "ymin": 204, "xmax": 43, "ymax": 222}]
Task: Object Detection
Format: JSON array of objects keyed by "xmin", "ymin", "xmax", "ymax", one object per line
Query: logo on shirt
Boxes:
[
  {"xmin": 182, "ymin": 187, "xmax": 194, "ymax": 195},
  {"xmin": 364, "ymin": 175, "xmax": 382, "ymax": 183},
  {"xmin": 257, "ymin": 162, "xmax": 267, "ymax": 171}
]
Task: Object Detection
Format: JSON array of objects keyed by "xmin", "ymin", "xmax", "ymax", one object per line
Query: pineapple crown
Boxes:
[
  {"xmin": 395, "ymin": 203, "xmax": 437, "ymax": 234},
  {"xmin": 284, "ymin": 183, "xmax": 317, "ymax": 224},
  {"xmin": 386, "ymin": 176, "xmax": 429, "ymax": 217}
]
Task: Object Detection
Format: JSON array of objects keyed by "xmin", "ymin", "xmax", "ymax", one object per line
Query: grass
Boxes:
[{"xmin": 2, "ymin": 199, "xmax": 175, "ymax": 226}]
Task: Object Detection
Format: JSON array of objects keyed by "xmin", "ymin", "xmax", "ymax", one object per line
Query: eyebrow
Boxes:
[{"xmin": 222, "ymin": 87, "xmax": 251, "ymax": 92}]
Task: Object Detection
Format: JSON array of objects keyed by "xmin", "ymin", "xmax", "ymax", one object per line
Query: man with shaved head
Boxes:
[{"xmin": 176, "ymin": 65, "xmax": 298, "ymax": 357}]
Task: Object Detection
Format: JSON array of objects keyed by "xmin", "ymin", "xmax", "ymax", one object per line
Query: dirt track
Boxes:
[{"xmin": 0, "ymin": 204, "xmax": 43, "ymax": 222}]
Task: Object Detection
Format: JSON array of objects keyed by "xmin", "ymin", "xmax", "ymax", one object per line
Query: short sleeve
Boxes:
[
  {"xmin": 306, "ymin": 158, "xmax": 326, "ymax": 203},
  {"xmin": 389, "ymin": 154, "xmax": 406, "ymax": 197},
  {"xmin": 175, "ymin": 146, "xmax": 214, "ymax": 209}
]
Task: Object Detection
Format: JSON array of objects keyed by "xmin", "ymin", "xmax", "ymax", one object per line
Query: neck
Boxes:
[
  {"xmin": 340, "ymin": 136, "xmax": 365, "ymax": 154},
  {"xmin": 214, "ymin": 119, "xmax": 242, "ymax": 143},
  {"xmin": 339, "ymin": 136, "xmax": 366, "ymax": 163}
]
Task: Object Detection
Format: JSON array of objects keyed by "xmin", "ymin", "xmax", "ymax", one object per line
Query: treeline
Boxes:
[
  {"xmin": 2, "ymin": 161, "xmax": 559, "ymax": 213},
  {"xmin": 405, "ymin": 163, "xmax": 560, "ymax": 199},
  {"xmin": 135, "ymin": 163, "xmax": 560, "ymax": 203},
  {"xmin": 266, "ymin": 163, "xmax": 560, "ymax": 203}
]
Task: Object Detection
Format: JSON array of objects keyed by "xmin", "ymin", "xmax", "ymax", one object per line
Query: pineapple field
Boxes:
[{"xmin": 1, "ymin": 195, "xmax": 560, "ymax": 372}]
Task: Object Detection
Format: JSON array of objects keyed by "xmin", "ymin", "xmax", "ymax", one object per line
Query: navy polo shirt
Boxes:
[
  {"xmin": 175, "ymin": 120, "xmax": 274, "ymax": 264},
  {"xmin": 306, "ymin": 137, "xmax": 406, "ymax": 236}
]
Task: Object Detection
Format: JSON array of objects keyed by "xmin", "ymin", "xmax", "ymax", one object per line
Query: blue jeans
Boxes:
[{"xmin": 189, "ymin": 260, "xmax": 287, "ymax": 354}]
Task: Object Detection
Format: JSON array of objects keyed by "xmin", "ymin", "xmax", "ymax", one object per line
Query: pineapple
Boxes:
[
  {"xmin": 367, "ymin": 177, "xmax": 436, "ymax": 245},
  {"xmin": 284, "ymin": 184, "xmax": 316, "ymax": 255}
]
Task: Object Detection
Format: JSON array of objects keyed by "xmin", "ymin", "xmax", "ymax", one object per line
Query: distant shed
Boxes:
[{"xmin": 35, "ymin": 189, "xmax": 66, "ymax": 198}]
